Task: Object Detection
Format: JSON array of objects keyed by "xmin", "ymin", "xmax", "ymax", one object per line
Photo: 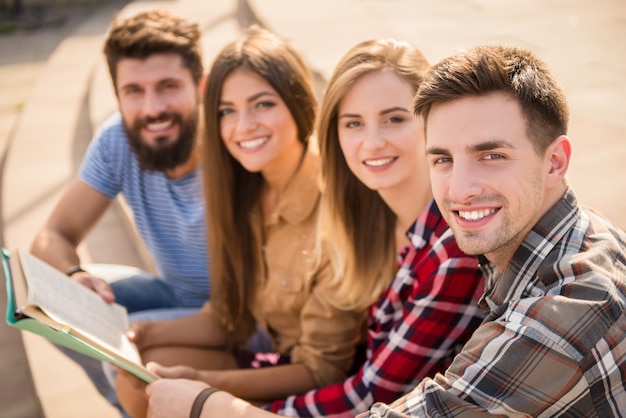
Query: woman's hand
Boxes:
[{"xmin": 147, "ymin": 361, "xmax": 200, "ymax": 380}]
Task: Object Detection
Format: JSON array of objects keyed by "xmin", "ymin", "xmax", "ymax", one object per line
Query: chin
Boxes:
[
  {"xmin": 454, "ymin": 235, "xmax": 490, "ymax": 256},
  {"xmin": 239, "ymin": 161, "xmax": 264, "ymax": 173}
]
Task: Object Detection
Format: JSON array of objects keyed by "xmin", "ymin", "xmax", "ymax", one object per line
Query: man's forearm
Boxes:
[{"xmin": 30, "ymin": 229, "xmax": 81, "ymax": 273}]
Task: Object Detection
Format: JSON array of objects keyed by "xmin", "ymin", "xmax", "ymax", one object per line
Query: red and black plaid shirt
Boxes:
[{"xmin": 267, "ymin": 200, "xmax": 485, "ymax": 417}]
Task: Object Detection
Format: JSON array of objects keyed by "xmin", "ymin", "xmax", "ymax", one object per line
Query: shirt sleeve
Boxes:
[
  {"xmin": 78, "ymin": 113, "xmax": 126, "ymax": 199},
  {"xmin": 269, "ymin": 252, "xmax": 485, "ymax": 417},
  {"xmin": 289, "ymin": 255, "xmax": 368, "ymax": 388},
  {"xmin": 366, "ymin": 298, "xmax": 596, "ymax": 417}
]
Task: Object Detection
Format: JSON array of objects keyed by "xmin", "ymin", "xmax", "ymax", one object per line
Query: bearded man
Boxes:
[{"xmin": 30, "ymin": 10, "xmax": 213, "ymax": 416}]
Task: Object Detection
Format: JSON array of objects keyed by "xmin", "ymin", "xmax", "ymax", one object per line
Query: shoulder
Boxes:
[{"xmin": 92, "ymin": 113, "xmax": 130, "ymax": 148}]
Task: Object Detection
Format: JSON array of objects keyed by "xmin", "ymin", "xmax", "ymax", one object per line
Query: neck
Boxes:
[
  {"xmin": 262, "ymin": 142, "xmax": 305, "ymax": 196},
  {"xmin": 379, "ymin": 173, "xmax": 432, "ymax": 240},
  {"xmin": 261, "ymin": 142, "xmax": 306, "ymax": 219},
  {"xmin": 487, "ymin": 183, "xmax": 569, "ymax": 272}
]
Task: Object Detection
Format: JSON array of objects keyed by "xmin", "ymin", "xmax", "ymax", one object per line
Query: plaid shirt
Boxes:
[
  {"xmin": 367, "ymin": 188, "xmax": 626, "ymax": 417},
  {"xmin": 268, "ymin": 200, "xmax": 485, "ymax": 417}
]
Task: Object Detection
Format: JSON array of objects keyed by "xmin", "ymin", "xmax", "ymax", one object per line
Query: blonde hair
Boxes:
[{"xmin": 318, "ymin": 39, "xmax": 429, "ymax": 310}]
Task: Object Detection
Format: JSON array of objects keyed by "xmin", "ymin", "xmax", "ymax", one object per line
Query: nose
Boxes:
[
  {"xmin": 447, "ymin": 159, "xmax": 482, "ymax": 204},
  {"xmin": 362, "ymin": 126, "xmax": 385, "ymax": 150},
  {"xmin": 235, "ymin": 109, "xmax": 257, "ymax": 133},
  {"xmin": 142, "ymin": 89, "xmax": 167, "ymax": 118}
]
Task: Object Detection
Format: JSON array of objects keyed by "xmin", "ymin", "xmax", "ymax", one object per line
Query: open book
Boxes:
[{"xmin": 2, "ymin": 248, "xmax": 158, "ymax": 383}]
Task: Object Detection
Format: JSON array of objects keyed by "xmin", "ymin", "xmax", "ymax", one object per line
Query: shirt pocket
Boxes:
[{"xmin": 262, "ymin": 267, "xmax": 308, "ymax": 317}]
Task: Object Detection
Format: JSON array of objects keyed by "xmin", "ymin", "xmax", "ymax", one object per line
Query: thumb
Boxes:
[{"xmin": 146, "ymin": 361, "xmax": 166, "ymax": 375}]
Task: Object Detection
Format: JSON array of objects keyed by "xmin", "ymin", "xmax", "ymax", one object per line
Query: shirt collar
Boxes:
[
  {"xmin": 406, "ymin": 199, "xmax": 446, "ymax": 250},
  {"xmin": 480, "ymin": 187, "xmax": 579, "ymax": 309}
]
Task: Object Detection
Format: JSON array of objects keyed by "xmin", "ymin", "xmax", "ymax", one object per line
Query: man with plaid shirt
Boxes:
[{"xmin": 365, "ymin": 45, "xmax": 626, "ymax": 416}]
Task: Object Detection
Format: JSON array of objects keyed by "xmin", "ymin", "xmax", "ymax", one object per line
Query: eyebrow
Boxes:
[
  {"xmin": 219, "ymin": 91, "xmax": 277, "ymax": 106},
  {"xmin": 119, "ymin": 77, "xmax": 181, "ymax": 90},
  {"xmin": 338, "ymin": 106, "xmax": 410, "ymax": 120},
  {"xmin": 469, "ymin": 139, "xmax": 515, "ymax": 153},
  {"xmin": 426, "ymin": 139, "xmax": 515, "ymax": 156}
]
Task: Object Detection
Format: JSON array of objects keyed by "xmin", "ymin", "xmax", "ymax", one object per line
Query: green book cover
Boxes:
[{"xmin": 2, "ymin": 248, "xmax": 157, "ymax": 383}]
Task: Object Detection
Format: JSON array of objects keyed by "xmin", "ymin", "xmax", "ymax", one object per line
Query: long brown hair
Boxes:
[
  {"xmin": 202, "ymin": 26, "xmax": 317, "ymax": 346},
  {"xmin": 318, "ymin": 39, "xmax": 429, "ymax": 310}
]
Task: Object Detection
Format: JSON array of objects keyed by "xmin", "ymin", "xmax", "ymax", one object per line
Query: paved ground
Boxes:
[{"xmin": 0, "ymin": 0, "xmax": 624, "ymax": 417}]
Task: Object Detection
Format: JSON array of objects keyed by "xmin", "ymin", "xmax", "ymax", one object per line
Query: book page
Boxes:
[{"xmin": 17, "ymin": 249, "xmax": 139, "ymax": 362}]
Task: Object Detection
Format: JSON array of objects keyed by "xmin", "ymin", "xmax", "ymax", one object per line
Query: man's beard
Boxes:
[{"xmin": 125, "ymin": 111, "xmax": 198, "ymax": 172}]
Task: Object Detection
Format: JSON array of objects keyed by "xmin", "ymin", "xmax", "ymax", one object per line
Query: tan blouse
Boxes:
[{"xmin": 250, "ymin": 150, "xmax": 367, "ymax": 387}]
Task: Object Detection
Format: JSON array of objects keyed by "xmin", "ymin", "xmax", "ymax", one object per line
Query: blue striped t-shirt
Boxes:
[{"xmin": 79, "ymin": 112, "xmax": 209, "ymax": 307}]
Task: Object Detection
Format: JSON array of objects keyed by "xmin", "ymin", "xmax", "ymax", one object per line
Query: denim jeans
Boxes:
[{"xmin": 57, "ymin": 271, "xmax": 202, "ymax": 418}]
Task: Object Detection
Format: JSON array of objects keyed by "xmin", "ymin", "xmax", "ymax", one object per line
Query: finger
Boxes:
[
  {"xmin": 72, "ymin": 273, "xmax": 97, "ymax": 291},
  {"xmin": 90, "ymin": 278, "xmax": 116, "ymax": 303},
  {"xmin": 127, "ymin": 321, "xmax": 146, "ymax": 342},
  {"xmin": 146, "ymin": 362, "xmax": 179, "ymax": 378},
  {"xmin": 146, "ymin": 361, "xmax": 161, "ymax": 373}
]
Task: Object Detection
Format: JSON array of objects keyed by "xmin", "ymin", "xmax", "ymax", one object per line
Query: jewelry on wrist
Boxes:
[
  {"xmin": 65, "ymin": 265, "xmax": 87, "ymax": 277},
  {"xmin": 190, "ymin": 387, "xmax": 220, "ymax": 418}
]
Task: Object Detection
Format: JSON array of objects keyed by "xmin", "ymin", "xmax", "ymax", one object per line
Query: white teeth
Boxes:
[
  {"xmin": 239, "ymin": 136, "xmax": 269, "ymax": 149},
  {"xmin": 458, "ymin": 208, "xmax": 496, "ymax": 221},
  {"xmin": 364, "ymin": 157, "xmax": 395, "ymax": 167},
  {"xmin": 146, "ymin": 120, "xmax": 173, "ymax": 131}
]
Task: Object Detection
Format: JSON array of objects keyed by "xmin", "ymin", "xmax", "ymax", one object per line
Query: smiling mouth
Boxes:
[
  {"xmin": 457, "ymin": 208, "xmax": 498, "ymax": 221},
  {"xmin": 238, "ymin": 136, "xmax": 269, "ymax": 149},
  {"xmin": 363, "ymin": 157, "xmax": 397, "ymax": 167},
  {"xmin": 146, "ymin": 119, "xmax": 174, "ymax": 131}
]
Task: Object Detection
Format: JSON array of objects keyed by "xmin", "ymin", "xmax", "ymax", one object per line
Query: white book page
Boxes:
[{"xmin": 18, "ymin": 249, "xmax": 140, "ymax": 362}]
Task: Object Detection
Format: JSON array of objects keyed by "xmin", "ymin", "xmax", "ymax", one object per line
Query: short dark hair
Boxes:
[
  {"xmin": 414, "ymin": 45, "xmax": 569, "ymax": 154},
  {"xmin": 103, "ymin": 9, "xmax": 203, "ymax": 90}
]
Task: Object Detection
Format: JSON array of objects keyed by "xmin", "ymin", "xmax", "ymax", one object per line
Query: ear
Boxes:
[
  {"xmin": 198, "ymin": 71, "xmax": 208, "ymax": 97},
  {"xmin": 545, "ymin": 135, "xmax": 571, "ymax": 188}
]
